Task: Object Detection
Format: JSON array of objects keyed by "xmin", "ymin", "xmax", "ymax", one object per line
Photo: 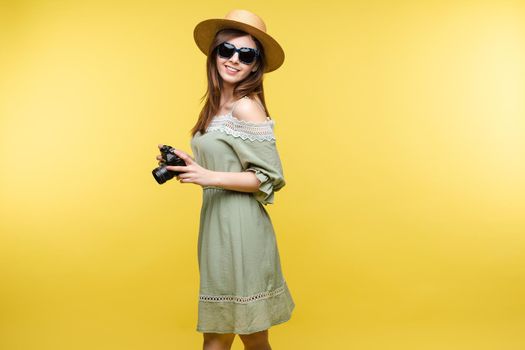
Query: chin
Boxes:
[{"xmin": 221, "ymin": 76, "xmax": 244, "ymax": 86}]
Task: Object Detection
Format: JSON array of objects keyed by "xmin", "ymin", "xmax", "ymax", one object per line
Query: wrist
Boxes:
[{"xmin": 210, "ymin": 171, "xmax": 224, "ymax": 188}]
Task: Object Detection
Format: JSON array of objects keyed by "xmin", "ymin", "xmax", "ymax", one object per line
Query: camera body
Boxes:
[{"xmin": 152, "ymin": 145, "xmax": 186, "ymax": 184}]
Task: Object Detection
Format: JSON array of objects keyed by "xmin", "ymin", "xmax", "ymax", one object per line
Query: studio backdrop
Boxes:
[{"xmin": 1, "ymin": 1, "xmax": 524, "ymax": 349}]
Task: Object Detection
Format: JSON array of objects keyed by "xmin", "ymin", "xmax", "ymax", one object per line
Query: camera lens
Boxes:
[{"xmin": 152, "ymin": 166, "xmax": 176, "ymax": 184}]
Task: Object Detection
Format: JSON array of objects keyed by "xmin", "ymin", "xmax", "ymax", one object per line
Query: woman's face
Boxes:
[{"xmin": 215, "ymin": 34, "xmax": 259, "ymax": 87}]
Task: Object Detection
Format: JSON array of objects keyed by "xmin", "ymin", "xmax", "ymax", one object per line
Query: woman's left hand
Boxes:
[{"xmin": 165, "ymin": 149, "xmax": 216, "ymax": 186}]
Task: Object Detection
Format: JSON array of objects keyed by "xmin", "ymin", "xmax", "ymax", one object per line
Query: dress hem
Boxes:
[{"xmin": 195, "ymin": 309, "xmax": 294, "ymax": 335}]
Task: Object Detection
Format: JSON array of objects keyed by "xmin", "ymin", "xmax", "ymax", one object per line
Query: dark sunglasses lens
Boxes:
[
  {"xmin": 218, "ymin": 43, "xmax": 234, "ymax": 58},
  {"xmin": 238, "ymin": 49, "xmax": 256, "ymax": 64}
]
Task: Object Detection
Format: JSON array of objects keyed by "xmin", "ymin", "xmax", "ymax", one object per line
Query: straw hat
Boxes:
[{"xmin": 193, "ymin": 9, "xmax": 285, "ymax": 73}]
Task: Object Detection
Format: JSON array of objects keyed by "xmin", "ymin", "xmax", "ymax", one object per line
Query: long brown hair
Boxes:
[{"xmin": 190, "ymin": 29, "xmax": 270, "ymax": 136}]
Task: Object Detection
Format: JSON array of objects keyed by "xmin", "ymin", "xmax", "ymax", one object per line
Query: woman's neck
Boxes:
[{"xmin": 220, "ymin": 82, "xmax": 236, "ymax": 104}]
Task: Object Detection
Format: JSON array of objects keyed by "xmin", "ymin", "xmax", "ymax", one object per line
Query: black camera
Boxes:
[{"xmin": 152, "ymin": 145, "xmax": 186, "ymax": 184}]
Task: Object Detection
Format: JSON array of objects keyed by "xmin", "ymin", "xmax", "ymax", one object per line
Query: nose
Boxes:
[{"xmin": 228, "ymin": 51, "xmax": 240, "ymax": 64}]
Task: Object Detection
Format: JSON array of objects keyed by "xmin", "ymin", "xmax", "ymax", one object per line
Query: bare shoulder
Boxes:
[{"xmin": 232, "ymin": 96, "xmax": 269, "ymax": 123}]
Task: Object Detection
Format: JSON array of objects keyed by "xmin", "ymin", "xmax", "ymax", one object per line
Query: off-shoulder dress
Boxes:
[{"xmin": 190, "ymin": 97, "xmax": 295, "ymax": 334}]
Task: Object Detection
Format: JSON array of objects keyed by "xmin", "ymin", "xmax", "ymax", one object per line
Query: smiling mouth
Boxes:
[{"xmin": 225, "ymin": 65, "xmax": 240, "ymax": 72}]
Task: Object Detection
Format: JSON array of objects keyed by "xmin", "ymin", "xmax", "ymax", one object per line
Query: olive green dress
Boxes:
[{"xmin": 190, "ymin": 98, "xmax": 295, "ymax": 334}]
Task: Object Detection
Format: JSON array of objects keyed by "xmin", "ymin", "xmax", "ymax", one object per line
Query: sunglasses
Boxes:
[{"xmin": 216, "ymin": 42, "xmax": 259, "ymax": 65}]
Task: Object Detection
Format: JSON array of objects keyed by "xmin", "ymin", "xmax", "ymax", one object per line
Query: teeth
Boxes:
[{"xmin": 226, "ymin": 65, "xmax": 239, "ymax": 72}]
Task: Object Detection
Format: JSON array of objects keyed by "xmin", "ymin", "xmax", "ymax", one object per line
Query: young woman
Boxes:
[{"xmin": 157, "ymin": 9, "xmax": 295, "ymax": 350}]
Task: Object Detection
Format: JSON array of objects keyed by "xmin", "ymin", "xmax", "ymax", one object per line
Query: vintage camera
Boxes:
[{"xmin": 152, "ymin": 145, "xmax": 186, "ymax": 184}]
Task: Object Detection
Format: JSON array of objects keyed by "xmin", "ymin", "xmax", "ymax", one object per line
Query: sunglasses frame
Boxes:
[{"xmin": 216, "ymin": 41, "xmax": 260, "ymax": 65}]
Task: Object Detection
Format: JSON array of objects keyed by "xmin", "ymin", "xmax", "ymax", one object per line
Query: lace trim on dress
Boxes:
[
  {"xmin": 206, "ymin": 113, "xmax": 276, "ymax": 142},
  {"xmin": 199, "ymin": 282, "xmax": 287, "ymax": 304}
]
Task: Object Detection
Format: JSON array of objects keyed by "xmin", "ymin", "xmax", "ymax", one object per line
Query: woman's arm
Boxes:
[
  {"xmin": 212, "ymin": 171, "xmax": 261, "ymax": 192},
  {"xmin": 163, "ymin": 148, "xmax": 260, "ymax": 193}
]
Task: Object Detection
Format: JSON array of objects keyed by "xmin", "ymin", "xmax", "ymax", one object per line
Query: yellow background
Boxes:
[{"xmin": 1, "ymin": 0, "xmax": 525, "ymax": 349}]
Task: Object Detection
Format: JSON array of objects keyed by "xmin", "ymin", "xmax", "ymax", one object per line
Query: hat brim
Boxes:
[{"xmin": 194, "ymin": 18, "xmax": 285, "ymax": 73}]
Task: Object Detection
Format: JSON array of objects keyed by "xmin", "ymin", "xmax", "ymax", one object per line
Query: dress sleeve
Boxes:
[
  {"xmin": 205, "ymin": 114, "xmax": 286, "ymax": 205},
  {"xmin": 230, "ymin": 136, "xmax": 286, "ymax": 205}
]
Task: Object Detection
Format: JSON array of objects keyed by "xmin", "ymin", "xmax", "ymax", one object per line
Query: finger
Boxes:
[
  {"xmin": 156, "ymin": 155, "xmax": 164, "ymax": 161},
  {"xmin": 158, "ymin": 144, "xmax": 164, "ymax": 149},
  {"xmin": 166, "ymin": 165, "xmax": 187, "ymax": 172},
  {"xmin": 172, "ymin": 149, "xmax": 194, "ymax": 164},
  {"xmin": 179, "ymin": 174, "xmax": 192, "ymax": 181}
]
